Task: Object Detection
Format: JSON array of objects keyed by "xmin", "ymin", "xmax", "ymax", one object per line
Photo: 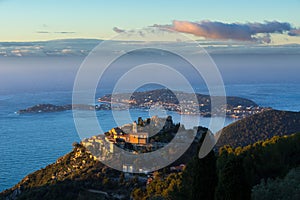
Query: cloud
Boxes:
[
  {"xmin": 36, "ymin": 31, "xmax": 50, "ymax": 34},
  {"xmin": 54, "ymin": 31, "xmax": 75, "ymax": 34},
  {"xmin": 155, "ymin": 20, "xmax": 296, "ymax": 43},
  {"xmin": 247, "ymin": 21, "xmax": 291, "ymax": 34},
  {"xmin": 113, "ymin": 27, "xmax": 125, "ymax": 33},
  {"xmin": 36, "ymin": 31, "xmax": 75, "ymax": 34},
  {"xmin": 288, "ymin": 28, "xmax": 300, "ymax": 36}
]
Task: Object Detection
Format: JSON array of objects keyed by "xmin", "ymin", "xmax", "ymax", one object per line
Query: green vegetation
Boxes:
[
  {"xmin": 2, "ymin": 110, "xmax": 300, "ymax": 199},
  {"xmin": 215, "ymin": 132, "xmax": 300, "ymax": 199},
  {"xmin": 131, "ymin": 132, "xmax": 300, "ymax": 200},
  {"xmin": 216, "ymin": 110, "xmax": 300, "ymax": 149},
  {"xmin": 251, "ymin": 167, "xmax": 300, "ymax": 200},
  {"xmin": 136, "ymin": 172, "xmax": 182, "ymax": 200},
  {"xmin": 0, "ymin": 143, "xmax": 134, "ymax": 200},
  {"xmin": 215, "ymin": 155, "xmax": 249, "ymax": 200},
  {"xmin": 2, "ymin": 131, "xmax": 300, "ymax": 200},
  {"xmin": 179, "ymin": 133, "xmax": 217, "ymax": 200}
]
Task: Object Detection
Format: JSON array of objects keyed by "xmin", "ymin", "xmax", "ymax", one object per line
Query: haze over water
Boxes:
[{"xmin": 0, "ymin": 54, "xmax": 300, "ymax": 191}]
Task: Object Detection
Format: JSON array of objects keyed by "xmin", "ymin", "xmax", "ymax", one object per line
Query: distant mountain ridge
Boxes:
[
  {"xmin": 1, "ymin": 38, "xmax": 300, "ymax": 57},
  {"xmin": 0, "ymin": 39, "xmax": 102, "ymax": 57}
]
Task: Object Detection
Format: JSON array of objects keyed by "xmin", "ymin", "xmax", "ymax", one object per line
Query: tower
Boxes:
[{"xmin": 132, "ymin": 121, "xmax": 137, "ymax": 134}]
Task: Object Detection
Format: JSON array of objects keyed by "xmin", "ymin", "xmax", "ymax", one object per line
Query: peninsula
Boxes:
[
  {"xmin": 98, "ymin": 89, "xmax": 270, "ymax": 118},
  {"xmin": 17, "ymin": 89, "xmax": 270, "ymax": 118}
]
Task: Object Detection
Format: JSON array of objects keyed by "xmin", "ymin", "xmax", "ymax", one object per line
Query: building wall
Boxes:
[
  {"xmin": 128, "ymin": 133, "xmax": 148, "ymax": 145},
  {"xmin": 113, "ymin": 131, "xmax": 149, "ymax": 145}
]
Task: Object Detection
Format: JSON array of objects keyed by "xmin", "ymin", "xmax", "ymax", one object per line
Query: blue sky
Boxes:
[{"xmin": 0, "ymin": 0, "xmax": 300, "ymax": 43}]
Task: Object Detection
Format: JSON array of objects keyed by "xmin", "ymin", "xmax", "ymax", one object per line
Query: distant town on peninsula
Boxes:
[{"xmin": 17, "ymin": 89, "xmax": 271, "ymax": 119}]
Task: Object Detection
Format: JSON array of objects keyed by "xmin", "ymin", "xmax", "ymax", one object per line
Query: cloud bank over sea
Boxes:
[{"xmin": 1, "ymin": 38, "xmax": 300, "ymax": 57}]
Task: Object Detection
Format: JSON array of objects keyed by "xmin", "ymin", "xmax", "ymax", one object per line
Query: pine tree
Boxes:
[
  {"xmin": 180, "ymin": 131, "xmax": 217, "ymax": 200},
  {"xmin": 215, "ymin": 153, "xmax": 250, "ymax": 200}
]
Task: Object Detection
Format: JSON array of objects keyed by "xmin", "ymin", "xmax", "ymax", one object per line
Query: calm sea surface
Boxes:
[{"xmin": 0, "ymin": 83, "xmax": 300, "ymax": 191}]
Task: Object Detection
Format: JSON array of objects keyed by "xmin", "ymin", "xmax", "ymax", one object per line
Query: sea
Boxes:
[
  {"xmin": 0, "ymin": 54, "xmax": 300, "ymax": 191},
  {"xmin": 0, "ymin": 83, "xmax": 300, "ymax": 191}
]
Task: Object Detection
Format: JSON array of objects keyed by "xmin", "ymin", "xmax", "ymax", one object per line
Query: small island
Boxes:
[{"xmin": 16, "ymin": 103, "xmax": 111, "ymax": 114}]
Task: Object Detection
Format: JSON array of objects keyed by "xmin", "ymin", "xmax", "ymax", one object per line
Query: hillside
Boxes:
[
  {"xmin": 0, "ymin": 143, "xmax": 126, "ymax": 200},
  {"xmin": 0, "ymin": 126, "xmax": 207, "ymax": 200},
  {"xmin": 99, "ymin": 88, "xmax": 258, "ymax": 108},
  {"xmin": 216, "ymin": 110, "xmax": 300, "ymax": 149},
  {"xmin": 131, "ymin": 132, "xmax": 300, "ymax": 199},
  {"xmin": 215, "ymin": 132, "xmax": 300, "ymax": 200},
  {"xmin": 1, "ymin": 117, "xmax": 300, "ymax": 199},
  {"xmin": 98, "ymin": 88, "xmax": 263, "ymax": 117},
  {"xmin": 17, "ymin": 89, "xmax": 262, "ymax": 118}
]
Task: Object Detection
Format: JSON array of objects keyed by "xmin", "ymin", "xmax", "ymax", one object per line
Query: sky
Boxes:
[
  {"xmin": 0, "ymin": 0, "xmax": 300, "ymax": 93},
  {"xmin": 1, "ymin": 0, "xmax": 300, "ymax": 44}
]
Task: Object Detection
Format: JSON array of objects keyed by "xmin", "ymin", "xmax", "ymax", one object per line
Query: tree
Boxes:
[
  {"xmin": 252, "ymin": 167, "xmax": 300, "ymax": 200},
  {"xmin": 179, "ymin": 131, "xmax": 217, "ymax": 200},
  {"xmin": 215, "ymin": 153, "xmax": 250, "ymax": 200},
  {"xmin": 119, "ymin": 172, "xmax": 125, "ymax": 185},
  {"xmin": 131, "ymin": 188, "xmax": 145, "ymax": 200},
  {"xmin": 138, "ymin": 117, "xmax": 144, "ymax": 126}
]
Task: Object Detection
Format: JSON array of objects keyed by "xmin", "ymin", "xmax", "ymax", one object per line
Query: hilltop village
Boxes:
[
  {"xmin": 82, "ymin": 116, "xmax": 205, "ymax": 173},
  {"xmin": 2, "ymin": 110, "xmax": 300, "ymax": 200}
]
